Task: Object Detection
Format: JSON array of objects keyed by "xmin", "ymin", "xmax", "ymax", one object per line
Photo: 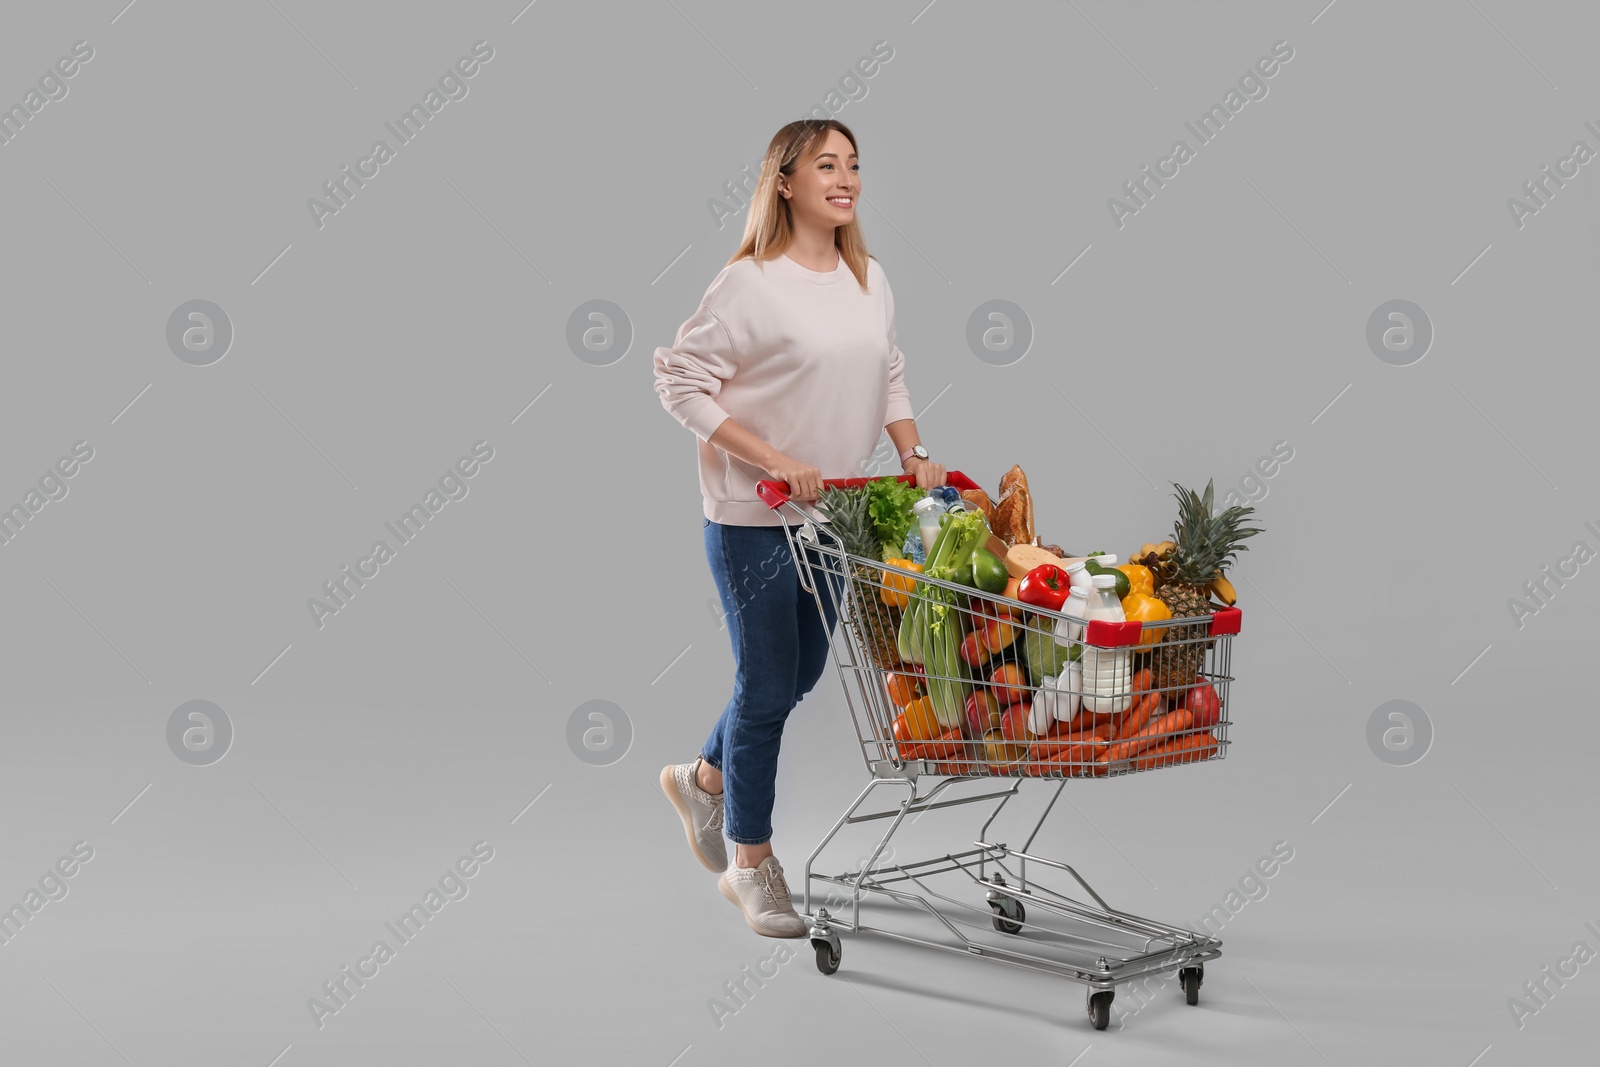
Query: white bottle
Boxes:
[
  {"xmin": 1080, "ymin": 573, "xmax": 1132, "ymax": 715},
  {"xmin": 912, "ymin": 494, "xmax": 944, "ymax": 561},
  {"xmin": 1049, "ymin": 658, "xmax": 1083, "ymax": 726},
  {"xmin": 1031, "ymin": 680, "xmax": 1056, "ymax": 735},
  {"xmin": 1065, "ymin": 560, "xmax": 1092, "ymax": 597},
  {"xmin": 1054, "ymin": 585, "xmax": 1090, "ymax": 646}
]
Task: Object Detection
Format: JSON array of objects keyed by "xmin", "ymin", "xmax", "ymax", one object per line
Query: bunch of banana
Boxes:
[{"xmin": 1131, "ymin": 541, "xmax": 1238, "ymax": 605}]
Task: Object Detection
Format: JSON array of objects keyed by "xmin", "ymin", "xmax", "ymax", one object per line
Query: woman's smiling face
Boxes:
[{"xmin": 781, "ymin": 128, "xmax": 858, "ymax": 229}]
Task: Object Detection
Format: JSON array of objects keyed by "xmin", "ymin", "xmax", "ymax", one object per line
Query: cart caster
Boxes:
[
  {"xmin": 813, "ymin": 940, "xmax": 841, "ymax": 975},
  {"xmin": 989, "ymin": 897, "xmax": 1025, "ymax": 935},
  {"xmin": 1086, "ymin": 988, "xmax": 1114, "ymax": 1030},
  {"xmin": 1180, "ymin": 965, "xmax": 1203, "ymax": 1005}
]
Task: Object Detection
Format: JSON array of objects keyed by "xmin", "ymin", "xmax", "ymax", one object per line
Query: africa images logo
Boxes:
[
  {"xmin": 306, "ymin": 841, "xmax": 494, "ymax": 1029},
  {"xmin": 307, "ymin": 441, "xmax": 494, "ymax": 629},
  {"xmin": 306, "ymin": 41, "xmax": 495, "ymax": 230},
  {"xmin": 1107, "ymin": 40, "xmax": 1295, "ymax": 228}
]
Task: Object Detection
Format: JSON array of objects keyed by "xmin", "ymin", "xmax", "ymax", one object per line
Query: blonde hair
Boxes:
[{"xmin": 728, "ymin": 118, "xmax": 872, "ymax": 292}]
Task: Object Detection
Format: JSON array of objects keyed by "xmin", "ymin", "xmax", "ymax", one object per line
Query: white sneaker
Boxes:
[
  {"xmin": 660, "ymin": 757, "xmax": 727, "ymax": 872},
  {"xmin": 718, "ymin": 855, "xmax": 807, "ymax": 938}
]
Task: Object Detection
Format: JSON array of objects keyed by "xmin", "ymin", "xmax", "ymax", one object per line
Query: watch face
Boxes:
[{"xmin": 913, "ymin": 446, "xmax": 928, "ymax": 459}]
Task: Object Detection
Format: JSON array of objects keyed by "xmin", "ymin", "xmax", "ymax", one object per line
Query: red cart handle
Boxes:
[{"xmin": 757, "ymin": 470, "xmax": 981, "ymax": 510}]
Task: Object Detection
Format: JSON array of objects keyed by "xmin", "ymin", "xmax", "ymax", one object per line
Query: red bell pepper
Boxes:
[{"xmin": 1017, "ymin": 564, "xmax": 1069, "ymax": 612}]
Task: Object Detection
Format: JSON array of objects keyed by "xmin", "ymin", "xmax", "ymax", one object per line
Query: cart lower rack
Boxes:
[{"xmin": 756, "ymin": 471, "xmax": 1242, "ymax": 1031}]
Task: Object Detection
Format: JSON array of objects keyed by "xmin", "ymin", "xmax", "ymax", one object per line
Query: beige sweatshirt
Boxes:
[{"xmin": 653, "ymin": 251, "xmax": 917, "ymax": 526}]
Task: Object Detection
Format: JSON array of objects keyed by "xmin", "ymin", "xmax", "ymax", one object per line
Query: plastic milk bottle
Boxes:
[{"xmin": 1080, "ymin": 573, "xmax": 1132, "ymax": 715}]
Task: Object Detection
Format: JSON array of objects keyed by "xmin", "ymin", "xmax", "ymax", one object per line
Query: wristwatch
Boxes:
[{"xmin": 899, "ymin": 444, "xmax": 928, "ymax": 466}]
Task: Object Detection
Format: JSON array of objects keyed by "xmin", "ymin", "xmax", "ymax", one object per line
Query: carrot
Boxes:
[
  {"xmin": 1088, "ymin": 673, "xmax": 1154, "ymax": 741},
  {"xmin": 1023, "ymin": 742, "xmax": 1106, "ymax": 775},
  {"xmin": 1111, "ymin": 692, "xmax": 1162, "ymax": 742},
  {"xmin": 1033, "ymin": 722, "xmax": 1112, "ymax": 758},
  {"xmin": 1130, "ymin": 733, "xmax": 1218, "ymax": 770},
  {"xmin": 899, "ymin": 726, "xmax": 963, "ymax": 761},
  {"xmin": 1154, "ymin": 733, "xmax": 1217, "ymax": 768},
  {"xmin": 1030, "ymin": 719, "xmax": 1094, "ymax": 757},
  {"xmin": 1059, "ymin": 741, "xmax": 1111, "ymax": 773},
  {"xmin": 1075, "ymin": 709, "xmax": 1119, "ymax": 730},
  {"xmin": 1099, "ymin": 707, "xmax": 1195, "ymax": 764},
  {"xmin": 1023, "ymin": 723, "xmax": 1112, "ymax": 775}
]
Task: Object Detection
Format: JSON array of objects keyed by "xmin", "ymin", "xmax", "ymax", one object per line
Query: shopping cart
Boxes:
[{"xmin": 755, "ymin": 471, "xmax": 1243, "ymax": 1031}]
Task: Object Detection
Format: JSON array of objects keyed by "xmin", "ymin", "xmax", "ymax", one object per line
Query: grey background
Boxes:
[{"xmin": 1, "ymin": 0, "xmax": 1595, "ymax": 1063}]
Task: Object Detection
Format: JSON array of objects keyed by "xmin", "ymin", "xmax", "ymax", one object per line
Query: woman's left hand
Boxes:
[{"xmin": 903, "ymin": 457, "xmax": 947, "ymax": 490}]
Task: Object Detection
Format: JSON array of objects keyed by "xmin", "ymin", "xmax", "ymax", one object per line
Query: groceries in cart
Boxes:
[{"xmin": 813, "ymin": 467, "xmax": 1260, "ymax": 779}]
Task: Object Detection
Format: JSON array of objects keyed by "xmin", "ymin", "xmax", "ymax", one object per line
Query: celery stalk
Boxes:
[{"xmin": 897, "ymin": 514, "xmax": 957, "ymax": 664}]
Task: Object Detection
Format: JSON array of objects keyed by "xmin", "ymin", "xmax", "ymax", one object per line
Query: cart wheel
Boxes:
[
  {"xmin": 989, "ymin": 899, "xmax": 1025, "ymax": 934},
  {"xmin": 813, "ymin": 940, "xmax": 841, "ymax": 975},
  {"xmin": 1087, "ymin": 989, "xmax": 1113, "ymax": 1030},
  {"xmin": 1180, "ymin": 966, "xmax": 1202, "ymax": 1005}
]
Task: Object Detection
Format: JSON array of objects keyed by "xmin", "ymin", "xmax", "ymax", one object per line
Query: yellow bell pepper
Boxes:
[
  {"xmin": 1120, "ymin": 591, "xmax": 1171, "ymax": 647},
  {"xmin": 1117, "ymin": 563, "xmax": 1154, "ymax": 597},
  {"xmin": 898, "ymin": 696, "xmax": 941, "ymax": 741},
  {"xmin": 881, "ymin": 558, "xmax": 923, "ymax": 609}
]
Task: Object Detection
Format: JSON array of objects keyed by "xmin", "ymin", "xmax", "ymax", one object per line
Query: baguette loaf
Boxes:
[
  {"xmin": 998, "ymin": 465, "xmax": 1028, "ymax": 499},
  {"xmin": 992, "ymin": 491, "xmax": 1024, "ymax": 547},
  {"xmin": 1008, "ymin": 486, "xmax": 1034, "ymax": 546},
  {"xmin": 995, "ymin": 465, "xmax": 1036, "ymax": 546}
]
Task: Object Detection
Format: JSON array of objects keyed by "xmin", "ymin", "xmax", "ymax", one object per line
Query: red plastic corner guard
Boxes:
[
  {"xmin": 1084, "ymin": 619, "xmax": 1143, "ymax": 648},
  {"xmin": 1209, "ymin": 606, "xmax": 1242, "ymax": 636},
  {"xmin": 1085, "ymin": 606, "xmax": 1242, "ymax": 647},
  {"xmin": 758, "ymin": 469, "xmax": 981, "ymax": 510}
]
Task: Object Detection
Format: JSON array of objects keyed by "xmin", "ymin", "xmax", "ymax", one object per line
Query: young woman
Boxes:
[{"xmin": 653, "ymin": 118, "xmax": 947, "ymax": 938}]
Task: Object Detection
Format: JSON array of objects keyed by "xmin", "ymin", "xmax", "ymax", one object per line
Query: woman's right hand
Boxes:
[{"xmin": 765, "ymin": 453, "xmax": 825, "ymax": 501}]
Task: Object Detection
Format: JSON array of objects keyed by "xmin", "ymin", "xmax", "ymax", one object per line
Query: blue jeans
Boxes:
[{"xmin": 701, "ymin": 518, "xmax": 845, "ymax": 845}]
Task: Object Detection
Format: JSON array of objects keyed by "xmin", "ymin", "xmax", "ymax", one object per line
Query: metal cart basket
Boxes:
[{"xmin": 755, "ymin": 471, "xmax": 1243, "ymax": 1031}]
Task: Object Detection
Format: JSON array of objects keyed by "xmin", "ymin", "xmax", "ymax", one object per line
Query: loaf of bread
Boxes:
[
  {"xmin": 998, "ymin": 465, "xmax": 1028, "ymax": 499},
  {"xmin": 994, "ymin": 465, "xmax": 1036, "ymax": 546},
  {"xmin": 960, "ymin": 488, "xmax": 996, "ymax": 530},
  {"xmin": 992, "ymin": 490, "xmax": 1023, "ymax": 546}
]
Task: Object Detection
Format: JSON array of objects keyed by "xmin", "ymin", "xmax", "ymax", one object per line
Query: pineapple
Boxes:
[
  {"xmin": 816, "ymin": 486, "xmax": 904, "ymax": 671},
  {"xmin": 1149, "ymin": 481, "xmax": 1262, "ymax": 693}
]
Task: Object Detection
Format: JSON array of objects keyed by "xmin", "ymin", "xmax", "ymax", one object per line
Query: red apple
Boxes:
[
  {"xmin": 965, "ymin": 690, "xmax": 1003, "ymax": 738},
  {"xmin": 959, "ymin": 630, "xmax": 992, "ymax": 669},
  {"xmin": 1000, "ymin": 701, "xmax": 1034, "ymax": 744},
  {"xmin": 981, "ymin": 618, "xmax": 1018, "ymax": 654},
  {"xmin": 989, "ymin": 663, "xmax": 1028, "ymax": 706},
  {"xmin": 1185, "ymin": 680, "xmax": 1222, "ymax": 729}
]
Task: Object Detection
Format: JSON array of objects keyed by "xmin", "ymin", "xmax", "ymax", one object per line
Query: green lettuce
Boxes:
[{"xmin": 864, "ymin": 477, "xmax": 925, "ymax": 561}]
